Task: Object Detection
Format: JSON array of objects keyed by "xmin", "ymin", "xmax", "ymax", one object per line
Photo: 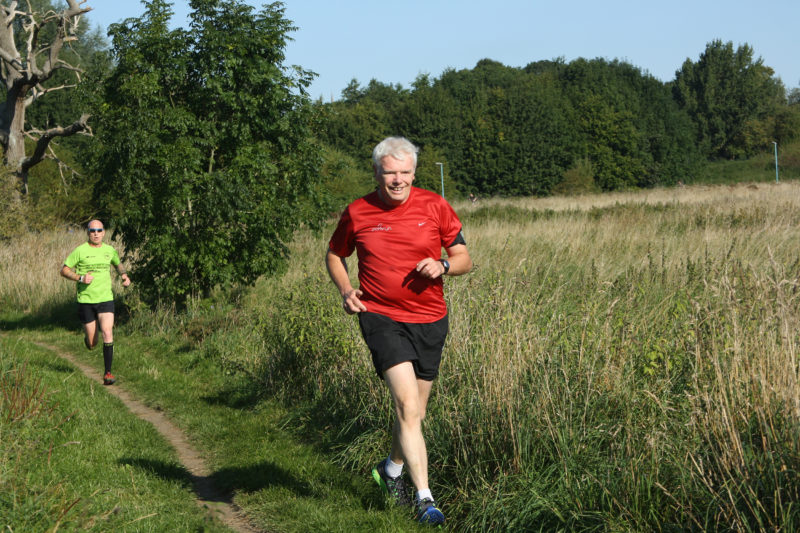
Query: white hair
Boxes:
[{"xmin": 372, "ymin": 136, "xmax": 419, "ymax": 170}]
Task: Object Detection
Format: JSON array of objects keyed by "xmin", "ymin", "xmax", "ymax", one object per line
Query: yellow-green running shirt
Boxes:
[{"xmin": 64, "ymin": 243, "xmax": 121, "ymax": 304}]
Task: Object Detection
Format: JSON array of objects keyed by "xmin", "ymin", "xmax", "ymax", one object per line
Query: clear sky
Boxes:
[{"xmin": 85, "ymin": 0, "xmax": 800, "ymax": 102}]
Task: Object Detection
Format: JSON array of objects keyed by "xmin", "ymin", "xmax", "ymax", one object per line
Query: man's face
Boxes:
[
  {"xmin": 374, "ymin": 155, "xmax": 415, "ymax": 207},
  {"xmin": 87, "ymin": 224, "xmax": 105, "ymax": 245}
]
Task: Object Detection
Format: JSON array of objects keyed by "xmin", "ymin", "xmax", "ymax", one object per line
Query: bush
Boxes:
[{"xmin": 552, "ymin": 157, "xmax": 599, "ymax": 196}]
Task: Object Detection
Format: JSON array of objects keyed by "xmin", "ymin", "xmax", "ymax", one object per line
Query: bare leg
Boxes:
[
  {"xmin": 384, "ymin": 362, "xmax": 435, "ymax": 493},
  {"xmin": 97, "ymin": 312, "xmax": 114, "ymax": 344},
  {"xmin": 82, "ymin": 320, "xmax": 99, "ymax": 349}
]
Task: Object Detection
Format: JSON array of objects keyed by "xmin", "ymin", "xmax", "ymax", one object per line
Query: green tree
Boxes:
[
  {"xmin": 555, "ymin": 58, "xmax": 698, "ymax": 189},
  {"xmin": 673, "ymin": 40, "xmax": 785, "ymax": 159},
  {"xmin": 91, "ymin": 0, "xmax": 325, "ymax": 304},
  {"xmin": 318, "ymin": 56, "xmax": 699, "ymax": 197}
]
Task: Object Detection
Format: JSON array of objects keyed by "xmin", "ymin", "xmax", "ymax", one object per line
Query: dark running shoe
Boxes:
[
  {"xmin": 103, "ymin": 372, "xmax": 116, "ymax": 386},
  {"xmin": 371, "ymin": 459, "xmax": 410, "ymax": 506},
  {"xmin": 414, "ymin": 498, "xmax": 445, "ymax": 526}
]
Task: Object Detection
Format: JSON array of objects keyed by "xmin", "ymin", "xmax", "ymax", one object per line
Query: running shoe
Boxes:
[
  {"xmin": 103, "ymin": 372, "xmax": 116, "ymax": 385},
  {"xmin": 414, "ymin": 498, "xmax": 445, "ymax": 526},
  {"xmin": 371, "ymin": 459, "xmax": 410, "ymax": 506}
]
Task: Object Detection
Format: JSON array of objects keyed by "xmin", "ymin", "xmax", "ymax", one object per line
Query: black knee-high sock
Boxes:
[{"xmin": 103, "ymin": 342, "xmax": 114, "ymax": 373}]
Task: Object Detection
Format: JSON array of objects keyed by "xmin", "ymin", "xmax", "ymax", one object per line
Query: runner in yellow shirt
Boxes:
[{"xmin": 60, "ymin": 220, "xmax": 131, "ymax": 385}]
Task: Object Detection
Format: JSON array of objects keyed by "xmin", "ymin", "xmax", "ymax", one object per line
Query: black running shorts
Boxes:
[
  {"xmin": 77, "ymin": 300, "xmax": 115, "ymax": 324},
  {"xmin": 358, "ymin": 311, "xmax": 449, "ymax": 381}
]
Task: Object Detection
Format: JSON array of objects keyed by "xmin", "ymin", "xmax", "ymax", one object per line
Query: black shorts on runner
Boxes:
[
  {"xmin": 77, "ymin": 301, "xmax": 115, "ymax": 324},
  {"xmin": 358, "ymin": 311, "xmax": 449, "ymax": 381}
]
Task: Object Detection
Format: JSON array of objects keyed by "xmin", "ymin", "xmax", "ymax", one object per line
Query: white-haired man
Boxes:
[{"xmin": 326, "ymin": 136, "xmax": 472, "ymax": 525}]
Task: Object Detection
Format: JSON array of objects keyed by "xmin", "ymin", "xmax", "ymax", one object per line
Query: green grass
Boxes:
[
  {"xmin": 692, "ymin": 140, "xmax": 800, "ymax": 185},
  {"xmin": 0, "ymin": 334, "xmax": 232, "ymax": 532},
  {"xmin": 4, "ymin": 176, "xmax": 800, "ymax": 531},
  {"xmin": 1, "ymin": 317, "xmax": 428, "ymax": 532}
]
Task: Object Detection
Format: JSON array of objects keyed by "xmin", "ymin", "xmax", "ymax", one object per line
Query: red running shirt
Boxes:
[{"xmin": 329, "ymin": 187, "xmax": 464, "ymax": 323}]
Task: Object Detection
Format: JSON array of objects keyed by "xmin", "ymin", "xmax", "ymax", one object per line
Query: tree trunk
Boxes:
[
  {"xmin": 6, "ymin": 95, "xmax": 28, "ymax": 193},
  {"xmin": 0, "ymin": 87, "xmax": 28, "ymax": 194},
  {"xmin": 0, "ymin": 0, "xmax": 93, "ymax": 195}
]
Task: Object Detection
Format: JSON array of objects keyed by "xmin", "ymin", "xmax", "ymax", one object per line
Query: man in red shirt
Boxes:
[{"xmin": 326, "ymin": 136, "xmax": 472, "ymax": 525}]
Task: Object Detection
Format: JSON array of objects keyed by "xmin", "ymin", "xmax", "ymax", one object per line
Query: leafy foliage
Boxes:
[
  {"xmin": 673, "ymin": 40, "xmax": 787, "ymax": 159},
  {"xmin": 319, "ymin": 56, "xmax": 707, "ymax": 196},
  {"xmin": 90, "ymin": 0, "xmax": 326, "ymax": 304}
]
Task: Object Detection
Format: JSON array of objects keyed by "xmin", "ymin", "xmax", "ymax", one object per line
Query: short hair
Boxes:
[{"xmin": 372, "ymin": 136, "xmax": 419, "ymax": 171}]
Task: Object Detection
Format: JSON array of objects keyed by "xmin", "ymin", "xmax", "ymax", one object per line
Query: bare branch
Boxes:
[
  {"xmin": 1, "ymin": 0, "xmax": 93, "ymax": 180},
  {"xmin": 24, "ymin": 11, "xmax": 40, "ymax": 77},
  {"xmin": 48, "ymin": 141, "xmax": 83, "ymax": 195},
  {"xmin": 21, "ymin": 113, "xmax": 91, "ymax": 174},
  {"xmin": 0, "ymin": 46, "xmax": 21, "ymax": 67},
  {"xmin": 23, "ymin": 81, "xmax": 79, "ymax": 109},
  {"xmin": 34, "ymin": 0, "xmax": 90, "ymax": 81},
  {"xmin": 2, "ymin": 2, "xmax": 25, "ymax": 25},
  {"xmin": 0, "ymin": 2, "xmax": 24, "ymax": 81}
]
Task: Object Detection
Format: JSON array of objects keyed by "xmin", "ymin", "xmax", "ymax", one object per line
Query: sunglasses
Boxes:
[{"xmin": 88, "ymin": 228, "xmax": 104, "ymax": 233}]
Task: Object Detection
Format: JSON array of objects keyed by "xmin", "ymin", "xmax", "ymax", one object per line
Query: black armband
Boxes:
[{"xmin": 447, "ymin": 230, "xmax": 466, "ymax": 248}]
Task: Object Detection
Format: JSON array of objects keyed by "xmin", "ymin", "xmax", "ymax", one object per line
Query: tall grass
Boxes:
[
  {"xmin": 0, "ymin": 228, "xmax": 80, "ymax": 313},
  {"xmin": 220, "ymin": 181, "xmax": 800, "ymax": 530},
  {"xmin": 4, "ymin": 181, "xmax": 800, "ymax": 530}
]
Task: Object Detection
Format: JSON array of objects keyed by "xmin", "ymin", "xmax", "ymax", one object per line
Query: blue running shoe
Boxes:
[
  {"xmin": 414, "ymin": 498, "xmax": 445, "ymax": 526},
  {"xmin": 371, "ymin": 459, "xmax": 410, "ymax": 505}
]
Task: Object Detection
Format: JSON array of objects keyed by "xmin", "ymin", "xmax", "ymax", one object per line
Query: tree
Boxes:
[
  {"xmin": 0, "ymin": 0, "xmax": 93, "ymax": 195},
  {"xmin": 92, "ymin": 0, "xmax": 326, "ymax": 304},
  {"xmin": 673, "ymin": 40, "xmax": 785, "ymax": 159}
]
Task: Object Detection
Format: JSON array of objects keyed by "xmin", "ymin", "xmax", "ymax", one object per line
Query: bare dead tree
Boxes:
[{"xmin": 0, "ymin": 0, "xmax": 92, "ymax": 196}]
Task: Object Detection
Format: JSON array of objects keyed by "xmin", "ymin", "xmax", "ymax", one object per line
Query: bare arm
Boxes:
[
  {"xmin": 115, "ymin": 263, "xmax": 131, "ymax": 287},
  {"xmin": 415, "ymin": 243, "xmax": 473, "ymax": 279},
  {"xmin": 325, "ymin": 249, "xmax": 366, "ymax": 314},
  {"xmin": 442, "ymin": 243, "xmax": 473, "ymax": 276},
  {"xmin": 60, "ymin": 264, "xmax": 81, "ymax": 282}
]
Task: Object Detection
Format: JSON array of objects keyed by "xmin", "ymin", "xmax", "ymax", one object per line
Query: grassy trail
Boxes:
[
  {"xmin": 1, "ymin": 323, "xmax": 422, "ymax": 532},
  {"xmin": 26, "ymin": 337, "xmax": 261, "ymax": 532}
]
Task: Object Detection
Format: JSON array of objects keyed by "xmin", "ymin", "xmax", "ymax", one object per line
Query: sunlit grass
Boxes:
[
  {"xmin": 3, "ymin": 180, "xmax": 800, "ymax": 530},
  {"xmin": 237, "ymin": 180, "xmax": 800, "ymax": 530},
  {"xmin": 0, "ymin": 337, "xmax": 233, "ymax": 531}
]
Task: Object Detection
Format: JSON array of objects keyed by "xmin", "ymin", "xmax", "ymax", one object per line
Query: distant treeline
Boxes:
[
  {"xmin": 316, "ymin": 40, "xmax": 800, "ymax": 198},
  {"xmin": 6, "ymin": 1, "xmax": 799, "ymax": 303}
]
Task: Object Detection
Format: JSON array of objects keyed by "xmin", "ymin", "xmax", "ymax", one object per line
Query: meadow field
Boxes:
[{"xmin": 3, "ymin": 180, "xmax": 800, "ymax": 531}]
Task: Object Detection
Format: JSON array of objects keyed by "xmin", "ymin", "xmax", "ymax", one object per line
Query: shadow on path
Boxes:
[
  {"xmin": 122, "ymin": 457, "xmax": 314, "ymax": 500},
  {"xmin": 32, "ymin": 340, "xmax": 267, "ymax": 533}
]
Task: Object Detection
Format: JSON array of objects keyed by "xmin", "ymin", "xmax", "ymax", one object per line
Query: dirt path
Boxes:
[{"xmin": 35, "ymin": 341, "xmax": 265, "ymax": 533}]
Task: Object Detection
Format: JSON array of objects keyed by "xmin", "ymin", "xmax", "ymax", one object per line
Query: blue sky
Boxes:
[{"xmin": 86, "ymin": 1, "xmax": 799, "ymax": 101}]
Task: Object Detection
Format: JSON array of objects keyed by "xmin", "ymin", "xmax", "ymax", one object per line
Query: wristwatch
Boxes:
[{"xmin": 438, "ymin": 259, "xmax": 450, "ymax": 274}]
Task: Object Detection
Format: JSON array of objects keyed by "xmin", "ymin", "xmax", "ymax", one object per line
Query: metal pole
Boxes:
[
  {"xmin": 773, "ymin": 141, "xmax": 779, "ymax": 183},
  {"xmin": 435, "ymin": 162, "xmax": 444, "ymax": 197}
]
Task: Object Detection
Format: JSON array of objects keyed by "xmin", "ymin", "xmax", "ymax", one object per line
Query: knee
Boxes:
[{"xmin": 395, "ymin": 398, "xmax": 422, "ymax": 426}]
